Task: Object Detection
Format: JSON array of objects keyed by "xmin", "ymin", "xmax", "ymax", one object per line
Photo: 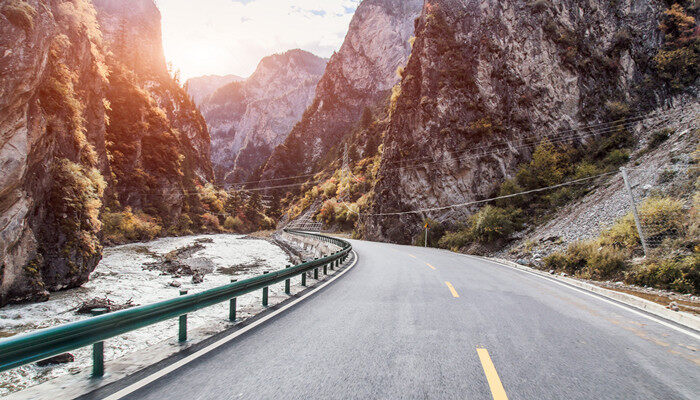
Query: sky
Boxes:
[{"xmin": 156, "ymin": 0, "xmax": 361, "ymax": 80}]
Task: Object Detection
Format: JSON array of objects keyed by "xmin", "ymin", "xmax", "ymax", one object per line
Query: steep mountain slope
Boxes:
[
  {"xmin": 1, "ymin": 0, "xmax": 111, "ymax": 305},
  {"xmin": 200, "ymin": 49, "xmax": 327, "ymax": 184},
  {"xmin": 93, "ymin": 0, "xmax": 214, "ymax": 185},
  {"xmin": 361, "ymin": 0, "xmax": 696, "ymax": 243},
  {"xmin": 259, "ymin": 0, "xmax": 423, "ymax": 183},
  {"xmin": 185, "ymin": 74, "xmax": 244, "ymax": 106},
  {"xmin": 0, "ymin": 0, "xmax": 214, "ymax": 306}
]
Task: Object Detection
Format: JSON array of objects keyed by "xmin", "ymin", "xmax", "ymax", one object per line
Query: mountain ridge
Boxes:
[{"xmin": 200, "ymin": 48, "xmax": 328, "ymax": 184}]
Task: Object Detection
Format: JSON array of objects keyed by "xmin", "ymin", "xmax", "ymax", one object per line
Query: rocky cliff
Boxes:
[
  {"xmin": 93, "ymin": 0, "xmax": 214, "ymax": 185},
  {"xmin": 361, "ymin": 0, "xmax": 697, "ymax": 243},
  {"xmin": 185, "ymin": 74, "xmax": 243, "ymax": 106},
  {"xmin": 0, "ymin": 0, "xmax": 214, "ymax": 306},
  {"xmin": 200, "ymin": 49, "xmax": 327, "ymax": 184},
  {"xmin": 1, "ymin": 0, "xmax": 110, "ymax": 305},
  {"xmin": 259, "ymin": 0, "xmax": 423, "ymax": 183}
]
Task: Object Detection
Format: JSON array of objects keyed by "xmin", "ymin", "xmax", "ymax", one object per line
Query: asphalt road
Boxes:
[{"xmin": 117, "ymin": 239, "xmax": 700, "ymax": 399}]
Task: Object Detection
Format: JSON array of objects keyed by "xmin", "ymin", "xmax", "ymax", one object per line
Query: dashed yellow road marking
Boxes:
[
  {"xmin": 477, "ymin": 348, "xmax": 509, "ymax": 400},
  {"xmin": 445, "ymin": 281, "xmax": 459, "ymax": 298},
  {"xmin": 426, "ymin": 263, "xmax": 436, "ymax": 270},
  {"xmin": 407, "ymin": 254, "xmax": 417, "ymax": 259}
]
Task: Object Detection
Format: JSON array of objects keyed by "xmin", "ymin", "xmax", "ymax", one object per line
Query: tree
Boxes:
[
  {"xmin": 267, "ymin": 193, "xmax": 282, "ymax": 220},
  {"xmin": 360, "ymin": 107, "xmax": 374, "ymax": 128},
  {"xmin": 224, "ymin": 190, "xmax": 243, "ymax": 214},
  {"xmin": 659, "ymin": 4, "xmax": 696, "ymax": 48}
]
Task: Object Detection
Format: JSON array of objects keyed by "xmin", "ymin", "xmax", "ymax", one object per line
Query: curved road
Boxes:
[{"xmin": 111, "ymin": 239, "xmax": 699, "ymax": 399}]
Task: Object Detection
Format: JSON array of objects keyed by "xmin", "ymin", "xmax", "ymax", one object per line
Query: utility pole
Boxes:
[{"xmin": 621, "ymin": 167, "xmax": 649, "ymax": 257}]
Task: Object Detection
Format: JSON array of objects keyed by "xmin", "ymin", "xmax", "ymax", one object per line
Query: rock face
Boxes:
[
  {"xmin": 200, "ymin": 49, "xmax": 327, "ymax": 184},
  {"xmin": 259, "ymin": 0, "xmax": 423, "ymax": 182},
  {"xmin": 0, "ymin": 0, "xmax": 213, "ymax": 306},
  {"xmin": 185, "ymin": 74, "xmax": 244, "ymax": 106},
  {"xmin": 1, "ymin": 0, "xmax": 110, "ymax": 305},
  {"xmin": 361, "ymin": 0, "xmax": 684, "ymax": 243},
  {"xmin": 93, "ymin": 0, "xmax": 215, "ymax": 185}
]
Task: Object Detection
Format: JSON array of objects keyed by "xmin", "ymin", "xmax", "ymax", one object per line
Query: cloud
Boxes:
[{"xmin": 156, "ymin": 0, "xmax": 360, "ymax": 80}]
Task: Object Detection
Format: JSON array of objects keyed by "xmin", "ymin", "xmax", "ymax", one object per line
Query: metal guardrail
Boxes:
[{"xmin": 0, "ymin": 230, "xmax": 351, "ymax": 376}]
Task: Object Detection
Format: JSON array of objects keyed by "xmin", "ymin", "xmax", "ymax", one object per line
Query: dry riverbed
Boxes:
[{"xmin": 0, "ymin": 233, "xmax": 293, "ymax": 396}]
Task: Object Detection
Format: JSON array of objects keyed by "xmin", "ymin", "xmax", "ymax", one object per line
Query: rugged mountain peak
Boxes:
[
  {"xmin": 259, "ymin": 0, "xmax": 423, "ymax": 181},
  {"xmin": 186, "ymin": 74, "xmax": 244, "ymax": 106},
  {"xmin": 335, "ymin": 0, "xmax": 422, "ymax": 93},
  {"xmin": 201, "ymin": 49, "xmax": 327, "ymax": 184}
]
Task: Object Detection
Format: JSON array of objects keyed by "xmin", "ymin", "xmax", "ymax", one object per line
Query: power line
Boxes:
[
  {"xmin": 341, "ymin": 170, "xmax": 617, "ymax": 217},
  {"xmin": 115, "ymin": 108, "xmax": 695, "ymax": 195},
  {"xmin": 232, "ymin": 107, "xmax": 691, "ymax": 189},
  {"xmin": 225, "ymin": 106, "xmax": 692, "ymax": 188}
]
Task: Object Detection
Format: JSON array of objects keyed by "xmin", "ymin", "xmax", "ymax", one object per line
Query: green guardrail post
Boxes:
[
  {"xmin": 285, "ymin": 265, "xmax": 291, "ymax": 295},
  {"xmin": 323, "ymin": 262, "xmax": 328, "ymax": 275},
  {"xmin": 229, "ymin": 279, "xmax": 237, "ymax": 321},
  {"xmin": 301, "ymin": 271, "xmax": 307, "ymax": 287},
  {"xmin": 330, "ymin": 259, "xmax": 334, "ymax": 271},
  {"xmin": 262, "ymin": 271, "xmax": 269, "ymax": 307},
  {"xmin": 179, "ymin": 289, "xmax": 188, "ymax": 342},
  {"xmin": 314, "ymin": 267, "xmax": 319, "ymax": 280},
  {"xmin": 91, "ymin": 308, "xmax": 108, "ymax": 378}
]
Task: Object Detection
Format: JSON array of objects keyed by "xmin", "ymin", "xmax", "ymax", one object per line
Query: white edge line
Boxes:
[
  {"xmin": 103, "ymin": 250, "xmax": 359, "ymax": 400},
  {"xmin": 461, "ymin": 254, "xmax": 700, "ymax": 341}
]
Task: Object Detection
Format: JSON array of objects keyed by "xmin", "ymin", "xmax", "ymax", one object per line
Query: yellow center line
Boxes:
[
  {"xmin": 407, "ymin": 254, "xmax": 417, "ymax": 259},
  {"xmin": 445, "ymin": 281, "xmax": 459, "ymax": 298},
  {"xmin": 426, "ymin": 263, "xmax": 436, "ymax": 270},
  {"xmin": 477, "ymin": 348, "xmax": 509, "ymax": 400}
]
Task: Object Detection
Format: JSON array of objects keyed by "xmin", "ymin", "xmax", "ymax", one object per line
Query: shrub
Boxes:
[
  {"xmin": 50, "ymin": 160, "xmax": 106, "ymax": 260},
  {"xmin": 655, "ymin": 47, "xmax": 699, "ymax": 90},
  {"xmin": 438, "ymin": 229, "xmax": 471, "ymax": 251},
  {"xmin": 544, "ymin": 240, "xmax": 629, "ymax": 279},
  {"xmin": 2, "ymin": 0, "xmax": 36, "ymax": 32},
  {"xmin": 637, "ymin": 197, "xmax": 686, "ymax": 241},
  {"xmin": 599, "ymin": 214, "xmax": 640, "ymax": 250},
  {"xmin": 440, "ymin": 206, "xmax": 522, "ymax": 248},
  {"xmin": 224, "ymin": 216, "xmax": 243, "ymax": 231},
  {"xmin": 389, "ymin": 84, "xmax": 402, "ymax": 113},
  {"xmin": 321, "ymin": 181, "xmax": 337, "ymax": 198},
  {"xmin": 496, "ymin": 178, "xmax": 526, "ymax": 208},
  {"xmin": 654, "ymin": 4, "xmax": 699, "ymax": 90},
  {"xmin": 584, "ymin": 246, "xmax": 629, "ymax": 279},
  {"xmin": 544, "ymin": 241, "xmax": 596, "ymax": 274},
  {"xmin": 544, "ymin": 187, "xmax": 577, "ymax": 207},
  {"xmin": 603, "ymin": 149, "xmax": 630, "ymax": 166},
  {"xmin": 468, "ymin": 206, "xmax": 522, "ymax": 243},
  {"xmin": 200, "ymin": 213, "xmax": 222, "ymax": 232},
  {"xmin": 658, "ymin": 4, "xmax": 696, "ymax": 48},
  {"xmin": 516, "ymin": 140, "xmax": 568, "ymax": 189},
  {"xmin": 627, "ymin": 254, "xmax": 700, "ymax": 295},
  {"xmin": 317, "ymin": 200, "xmax": 339, "ymax": 225},
  {"xmin": 572, "ymin": 162, "xmax": 602, "ymax": 180},
  {"xmin": 648, "ymin": 129, "xmax": 672, "ymax": 149},
  {"xmin": 173, "ymin": 214, "xmax": 193, "ymax": 235},
  {"xmin": 102, "ymin": 208, "xmax": 162, "ymax": 244},
  {"xmin": 599, "ymin": 197, "xmax": 686, "ymax": 251}
]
